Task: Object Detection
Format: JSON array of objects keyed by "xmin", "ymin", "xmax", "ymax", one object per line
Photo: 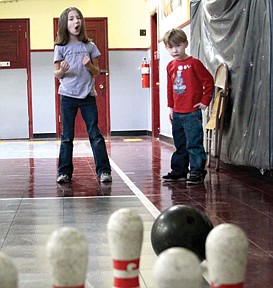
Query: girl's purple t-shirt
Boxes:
[{"xmin": 54, "ymin": 41, "xmax": 101, "ymax": 99}]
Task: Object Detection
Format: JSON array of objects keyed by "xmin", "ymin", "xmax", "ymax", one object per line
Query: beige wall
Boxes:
[{"xmin": 0, "ymin": 0, "xmax": 151, "ymax": 49}]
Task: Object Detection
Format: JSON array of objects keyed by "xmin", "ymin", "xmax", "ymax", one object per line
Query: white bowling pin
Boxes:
[
  {"xmin": 46, "ymin": 227, "xmax": 88, "ymax": 288},
  {"xmin": 0, "ymin": 252, "xmax": 18, "ymax": 288},
  {"xmin": 152, "ymin": 247, "xmax": 202, "ymax": 288},
  {"xmin": 107, "ymin": 208, "xmax": 143, "ymax": 288},
  {"xmin": 206, "ymin": 223, "xmax": 248, "ymax": 288}
]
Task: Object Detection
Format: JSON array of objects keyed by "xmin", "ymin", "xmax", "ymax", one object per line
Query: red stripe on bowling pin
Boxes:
[
  {"xmin": 211, "ymin": 283, "xmax": 244, "ymax": 288},
  {"xmin": 113, "ymin": 259, "xmax": 139, "ymax": 270},
  {"xmin": 113, "ymin": 259, "xmax": 140, "ymax": 287},
  {"xmin": 114, "ymin": 277, "xmax": 139, "ymax": 288},
  {"xmin": 53, "ymin": 286, "xmax": 84, "ymax": 288}
]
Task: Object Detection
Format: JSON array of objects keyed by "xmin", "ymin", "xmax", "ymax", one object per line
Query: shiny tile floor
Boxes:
[{"xmin": 0, "ymin": 136, "xmax": 273, "ymax": 287}]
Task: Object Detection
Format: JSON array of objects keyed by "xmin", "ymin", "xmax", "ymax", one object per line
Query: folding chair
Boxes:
[{"xmin": 205, "ymin": 63, "xmax": 229, "ymax": 171}]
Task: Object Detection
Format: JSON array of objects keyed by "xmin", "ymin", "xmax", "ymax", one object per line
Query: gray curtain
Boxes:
[{"xmin": 190, "ymin": 0, "xmax": 273, "ymax": 171}]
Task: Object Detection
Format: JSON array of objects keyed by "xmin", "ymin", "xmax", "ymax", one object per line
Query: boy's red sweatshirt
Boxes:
[{"xmin": 167, "ymin": 56, "xmax": 214, "ymax": 113}]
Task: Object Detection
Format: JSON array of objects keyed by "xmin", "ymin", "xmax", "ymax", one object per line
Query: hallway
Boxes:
[{"xmin": 0, "ymin": 136, "xmax": 272, "ymax": 287}]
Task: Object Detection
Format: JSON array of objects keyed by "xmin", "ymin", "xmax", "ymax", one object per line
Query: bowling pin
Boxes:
[
  {"xmin": 152, "ymin": 247, "xmax": 202, "ymax": 288},
  {"xmin": 46, "ymin": 227, "xmax": 89, "ymax": 288},
  {"xmin": 0, "ymin": 252, "xmax": 18, "ymax": 288},
  {"xmin": 206, "ymin": 223, "xmax": 248, "ymax": 288},
  {"xmin": 107, "ymin": 208, "xmax": 143, "ymax": 288}
]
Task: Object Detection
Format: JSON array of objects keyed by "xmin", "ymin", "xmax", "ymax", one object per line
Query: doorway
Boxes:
[{"xmin": 53, "ymin": 17, "xmax": 110, "ymax": 138}]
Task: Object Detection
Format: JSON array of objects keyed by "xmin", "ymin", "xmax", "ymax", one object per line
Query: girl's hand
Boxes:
[
  {"xmin": 193, "ymin": 103, "xmax": 207, "ymax": 110},
  {"xmin": 60, "ymin": 60, "xmax": 70, "ymax": 73},
  {"xmin": 82, "ymin": 56, "xmax": 100, "ymax": 76},
  {"xmin": 82, "ymin": 56, "xmax": 91, "ymax": 67}
]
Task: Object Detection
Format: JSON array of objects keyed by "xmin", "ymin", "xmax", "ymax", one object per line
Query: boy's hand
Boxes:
[
  {"xmin": 169, "ymin": 108, "xmax": 173, "ymax": 124},
  {"xmin": 193, "ymin": 103, "xmax": 207, "ymax": 110}
]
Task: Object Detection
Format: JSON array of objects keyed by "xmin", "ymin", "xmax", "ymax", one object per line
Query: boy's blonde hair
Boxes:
[{"xmin": 163, "ymin": 29, "xmax": 188, "ymax": 46}]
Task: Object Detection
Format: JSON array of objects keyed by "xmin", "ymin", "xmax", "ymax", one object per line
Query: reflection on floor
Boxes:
[{"xmin": 0, "ymin": 136, "xmax": 272, "ymax": 287}]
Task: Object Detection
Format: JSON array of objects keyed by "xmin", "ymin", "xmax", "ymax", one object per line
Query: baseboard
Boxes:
[
  {"xmin": 33, "ymin": 133, "xmax": 57, "ymax": 139},
  {"xmin": 159, "ymin": 134, "xmax": 174, "ymax": 144}
]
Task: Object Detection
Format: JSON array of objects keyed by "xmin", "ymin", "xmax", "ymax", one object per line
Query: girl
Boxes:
[{"xmin": 54, "ymin": 7, "xmax": 112, "ymax": 184}]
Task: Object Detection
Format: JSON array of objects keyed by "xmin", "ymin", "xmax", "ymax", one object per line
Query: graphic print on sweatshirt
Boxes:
[
  {"xmin": 173, "ymin": 64, "xmax": 191, "ymax": 95},
  {"xmin": 173, "ymin": 65, "xmax": 185, "ymax": 94}
]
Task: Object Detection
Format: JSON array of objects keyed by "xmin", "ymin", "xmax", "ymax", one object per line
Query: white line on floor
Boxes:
[{"xmin": 109, "ymin": 157, "xmax": 161, "ymax": 219}]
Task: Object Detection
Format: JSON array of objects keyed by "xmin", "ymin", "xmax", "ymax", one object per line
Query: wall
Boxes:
[
  {"xmin": 31, "ymin": 52, "xmax": 56, "ymax": 134},
  {"xmin": 109, "ymin": 50, "xmax": 150, "ymax": 132},
  {"xmin": 0, "ymin": 0, "xmax": 150, "ymax": 49}
]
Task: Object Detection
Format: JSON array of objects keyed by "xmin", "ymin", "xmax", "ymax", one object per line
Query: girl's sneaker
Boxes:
[
  {"xmin": 100, "ymin": 172, "xmax": 112, "ymax": 183},
  {"xmin": 57, "ymin": 174, "xmax": 71, "ymax": 184}
]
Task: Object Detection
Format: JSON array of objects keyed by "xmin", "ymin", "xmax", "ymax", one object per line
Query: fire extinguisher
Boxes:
[{"xmin": 141, "ymin": 57, "xmax": 150, "ymax": 88}]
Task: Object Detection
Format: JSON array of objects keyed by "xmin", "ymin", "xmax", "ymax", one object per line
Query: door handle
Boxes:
[
  {"xmin": 99, "ymin": 84, "xmax": 104, "ymax": 90},
  {"xmin": 100, "ymin": 69, "xmax": 109, "ymax": 75}
]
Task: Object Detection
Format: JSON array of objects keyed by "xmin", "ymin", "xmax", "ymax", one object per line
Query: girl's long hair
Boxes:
[{"xmin": 55, "ymin": 7, "xmax": 90, "ymax": 46}]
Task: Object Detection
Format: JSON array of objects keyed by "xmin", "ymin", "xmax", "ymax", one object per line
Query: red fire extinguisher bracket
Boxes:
[{"xmin": 141, "ymin": 57, "xmax": 150, "ymax": 88}]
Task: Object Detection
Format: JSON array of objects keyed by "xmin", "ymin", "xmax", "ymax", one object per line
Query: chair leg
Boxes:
[
  {"xmin": 216, "ymin": 131, "xmax": 222, "ymax": 171},
  {"xmin": 216, "ymin": 158, "xmax": 220, "ymax": 172},
  {"xmin": 206, "ymin": 129, "xmax": 212, "ymax": 168},
  {"xmin": 215, "ymin": 96, "xmax": 228, "ymax": 171},
  {"xmin": 214, "ymin": 127, "xmax": 219, "ymax": 167}
]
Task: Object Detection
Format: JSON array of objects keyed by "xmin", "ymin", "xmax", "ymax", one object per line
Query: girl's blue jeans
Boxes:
[
  {"xmin": 58, "ymin": 95, "xmax": 111, "ymax": 178},
  {"xmin": 171, "ymin": 110, "xmax": 207, "ymax": 177}
]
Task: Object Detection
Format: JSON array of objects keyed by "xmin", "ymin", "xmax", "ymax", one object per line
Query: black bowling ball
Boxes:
[{"xmin": 151, "ymin": 205, "xmax": 213, "ymax": 261}]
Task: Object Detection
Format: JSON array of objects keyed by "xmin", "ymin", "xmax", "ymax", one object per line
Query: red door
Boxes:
[{"xmin": 54, "ymin": 18, "xmax": 110, "ymax": 137}]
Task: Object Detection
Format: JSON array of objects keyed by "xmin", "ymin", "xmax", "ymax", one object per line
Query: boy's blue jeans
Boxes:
[
  {"xmin": 171, "ymin": 110, "xmax": 206, "ymax": 177},
  {"xmin": 58, "ymin": 95, "xmax": 111, "ymax": 178}
]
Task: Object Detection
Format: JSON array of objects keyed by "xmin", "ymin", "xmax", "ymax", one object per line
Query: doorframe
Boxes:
[
  {"xmin": 103, "ymin": 18, "xmax": 111, "ymax": 136},
  {"xmin": 25, "ymin": 19, "xmax": 33, "ymax": 138},
  {"xmin": 150, "ymin": 11, "xmax": 160, "ymax": 137}
]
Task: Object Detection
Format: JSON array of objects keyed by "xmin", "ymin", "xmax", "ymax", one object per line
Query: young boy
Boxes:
[{"xmin": 162, "ymin": 29, "xmax": 214, "ymax": 185}]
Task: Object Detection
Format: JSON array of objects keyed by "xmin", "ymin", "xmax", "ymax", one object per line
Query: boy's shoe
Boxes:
[
  {"xmin": 186, "ymin": 174, "xmax": 204, "ymax": 185},
  {"xmin": 57, "ymin": 174, "xmax": 71, "ymax": 184},
  {"xmin": 100, "ymin": 172, "xmax": 112, "ymax": 183},
  {"xmin": 162, "ymin": 172, "xmax": 187, "ymax": 182}
]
